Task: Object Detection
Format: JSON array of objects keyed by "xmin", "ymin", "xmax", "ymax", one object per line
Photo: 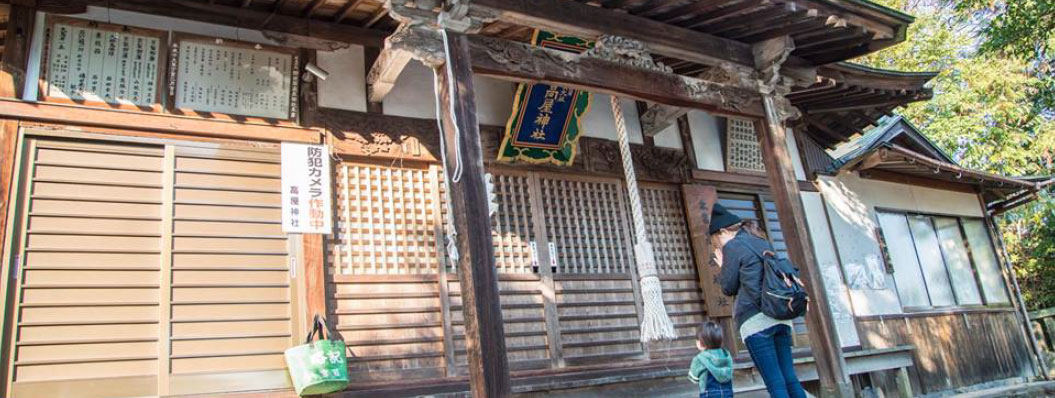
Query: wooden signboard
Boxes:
[
  {"xmin": 39, "ymin": 17, "xmax": 166, "ymax": 110},
  {"xmin": 682, "ymin": 183, "xmax": 733, "ymax": 318},
  {"xmin": 172, "ymin": 36, "xmax": 299, "ymax": 121}
]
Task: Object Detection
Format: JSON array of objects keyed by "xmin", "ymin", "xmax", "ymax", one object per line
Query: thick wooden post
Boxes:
[
  {"xmin": 435, "ymin": 30, "xmax": 511, "ymax": 398},
  {"xmin": 0, "ymin": 5, "xmax": 34, "ymax": 99},
  {"xmin": 754, "ymin": 98, "xmax": 853, "ymax": 398}
]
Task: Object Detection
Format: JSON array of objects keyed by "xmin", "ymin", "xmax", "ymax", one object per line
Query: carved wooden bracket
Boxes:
[
  {"xmin": 367, "ymin": 23, "xmax": 446, "ymax": 102},
  {"xmin": 753, "ymin": 36, "xmax": 802, "ymax": 123},
  {"xmin": 583, "ymin": 138, "xmax": 688, "ymax": 183},
  {"xmin": 316, "ymin": 106, "xmax": 442, "ymax": 162},
  {"xmin": 639, "ymin": 104, "xmax": 688, "ymax": 137},
  {"xmin": 581, "ymin": 35, "xmax": 674, "ymax": 74}
]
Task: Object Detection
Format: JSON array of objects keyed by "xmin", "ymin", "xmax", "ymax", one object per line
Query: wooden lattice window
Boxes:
[
  {"xmin": 490, "ymin": 172, "xmax": 538, "ymax": 274},
  {"xmin": 725, "ymin": 118, "xmax": 766, "ymax": 175},
  {"xmin": 640, "ymin": 184, "xmax": 695, "ymax": 274},
  {"xmin": 538, "ymin": 175, "xmax": 635, "ymax": 274},
  {"xmin": 331, "ymin": 162, "xmax": 444, "ymax": 275}
]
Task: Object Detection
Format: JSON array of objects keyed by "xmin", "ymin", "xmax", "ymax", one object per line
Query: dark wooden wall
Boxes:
[{"xmin": 857, "ymin": 310, "xmax": 1032, "ymax": 395}]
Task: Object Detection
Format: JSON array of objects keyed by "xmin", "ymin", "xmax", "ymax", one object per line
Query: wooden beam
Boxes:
[
  {"xmin": 462, "ymin": 33, "xmax": 764, "ymax": 117},
  {"xmin": 301, "ymin": 0, "xmax": 326, "ymax": 17},
  {"xmin": 677, "ymin": 114, "xmax": 698, "ymax": 170},
  {"xmin": 363, "ymin": 7, "xmax": 389, "ymax": 28},
  {"xmin": 858, "ymin": 168, "xmax": 979, "ymax": 194},
  {"xmin": 469, "ymin": 0, "xmax": 757, "ymax": 68},
  {"xmin": 0, "ymin": 0, "xmax": 88, "ymax": 13},
  {"xmin": 0, "ymin": 98, "xmax": 320, "ymax": 143},
  {"xmin": 435, "ymin": 31, "xmax": 511, "ymax": 398},
  {"xmin": 83, "ymin": 0, "xmax": 388, "ymax": 49},
  {"xmin": 333, "ymin": 0, "xmax": 366, "ymax": 23},
  {"xmin": 691, "ymin": 169, "xmax": 819, "ymax": 192},
  {"xmin": 756, "ymin": 93, "xmax": 853, "ymax": 397}
]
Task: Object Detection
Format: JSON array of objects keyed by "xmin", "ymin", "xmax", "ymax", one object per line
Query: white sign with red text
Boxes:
[{"xmin": 281, "ymin": 143, "xmax": 332, "ymax": 234}]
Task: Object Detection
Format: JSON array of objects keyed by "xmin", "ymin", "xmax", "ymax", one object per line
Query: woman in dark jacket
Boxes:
[{"xmin": 711, "ymin": 204, "xmax": 806, "ymax": 398}]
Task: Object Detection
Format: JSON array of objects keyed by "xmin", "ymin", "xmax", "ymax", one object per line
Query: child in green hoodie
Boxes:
[{"xmin": 689, "ymin": 322, "xmax": 734, "ymax": 398}]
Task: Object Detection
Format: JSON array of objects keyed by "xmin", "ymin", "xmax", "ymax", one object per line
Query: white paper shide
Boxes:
[{"xmin": 282, "ymin": 143, "xmax": 332, "ymax": 234}]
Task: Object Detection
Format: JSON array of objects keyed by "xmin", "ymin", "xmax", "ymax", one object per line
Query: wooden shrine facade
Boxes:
[{"xmin": 0, "ymin": 1, "xmax": 1045, "ymax": 398}]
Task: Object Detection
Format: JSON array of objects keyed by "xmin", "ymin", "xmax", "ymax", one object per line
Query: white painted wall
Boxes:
[
  {"xmin": 317, "ymin": 46, "xmax": 367, "ymax": 113},
  {"xmin": 653, "ymin": 124, "xmax": 683, "ymax": 150},
  {"xmin": 818, "ymin": 171, "xmax": 987, "ymax": 316},
  {"xmin": 383, "ymin": 61, "xmax": 437, "ymax": 120},
  {"xmin": 580, "ymin": 94, "xmax": 644, "ymax": 144},
  {"xmin": 687, "ymin": 110, "xmax": 724, "ymax": 171},
  {"xmin": 473, "ymin": 76, "xmax": 516, "ymax": 127},
  {"xmin": 802, "ymin": 192, "xmax": 861, "ymax": 347},
  {"xmin": 818, "ymin": 174, "xmax": 903, "ymax": 316},
  {"xmin": 382, "ymin": 61, "xmax": 516, "ymax": 126},
  {"xmin": 787, "ymin": 127, "xmax": 807, "ymax": 181}
]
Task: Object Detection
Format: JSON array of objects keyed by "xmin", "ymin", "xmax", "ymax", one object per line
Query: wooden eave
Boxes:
[
  {"xmin": 791, "ymin": 63, "xmax": 936, "ymax": 149},
  {"xmin": 471, "ymin": 0, "xmax": 913, "ymax": 70},
  {"xmin": 843, "ymin": 143, "xmax": 1044, "ymax": 212}
]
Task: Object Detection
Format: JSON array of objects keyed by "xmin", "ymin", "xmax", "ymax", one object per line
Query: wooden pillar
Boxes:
[
  {"xmin": 754, "ymin": 95, "xmax": 853, "ymax": 398},
  {"xmin": 434, "ymin": 30, "xmax": 511, "ymax": 398},
  {"xmin": 303, "ymin": 235, "xmax": 327, "ymax": 320},
  {"xmin": 0, "ymin": 4, "xmax": 33, "ymax": 283},
  {"xmin": 0, "ymin": 4, "xmax": 35, "ymax": 99}
]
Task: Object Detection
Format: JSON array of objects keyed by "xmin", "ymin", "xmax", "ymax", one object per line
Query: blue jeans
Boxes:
[
  {"xmin": 699, "ymin": 372, "xmax": 734, "ymax": 398},
  {"xmin": 744, "ymin": 324, "xmax": 806, "ymax": 398}
]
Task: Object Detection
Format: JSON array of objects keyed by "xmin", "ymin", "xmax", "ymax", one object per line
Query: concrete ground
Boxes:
[{"xmin": 940, "ymin": 381, "xmax": 1055, "ymax": 398}]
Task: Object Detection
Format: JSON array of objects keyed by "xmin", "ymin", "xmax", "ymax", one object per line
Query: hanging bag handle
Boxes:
[{"xmin": 305, "ymin": 313, "xmax": 331, "ymax": 344}]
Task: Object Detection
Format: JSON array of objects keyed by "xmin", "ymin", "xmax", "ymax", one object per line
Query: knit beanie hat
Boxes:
[{"xmin": 708, "ymin": 203, "xmax": 743, "ymax": 235}]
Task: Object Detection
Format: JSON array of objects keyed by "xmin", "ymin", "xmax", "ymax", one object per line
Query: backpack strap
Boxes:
[{"xmin": 735, "ymin": 235, "xmax": 777, "ymax": 263}]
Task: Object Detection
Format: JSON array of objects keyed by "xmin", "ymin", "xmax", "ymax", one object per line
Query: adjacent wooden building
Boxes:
[{"xmin": 0, "ymin": 1, "xmax": 1047, "ymax": 398}]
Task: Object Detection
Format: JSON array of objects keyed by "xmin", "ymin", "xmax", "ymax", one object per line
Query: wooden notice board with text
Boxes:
[
  {"xmin": 682, "ymin": 184, "xmax": 733, "ymax": 318},
  {"xmin": 171, "ymin": 35, "xmax": 299, "ymax": 121},
  {"xmin": 39, "ymin": 16, "xmax": 166, "ymax": 110}
]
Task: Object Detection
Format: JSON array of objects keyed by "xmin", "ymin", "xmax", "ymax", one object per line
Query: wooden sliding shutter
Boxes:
[
  {"xmin": 536, "ymin": 174, "xmax": 645, "ymax": 365},
  {"xmin": 6, "ymin": 136, "xmax": 301, "ymax": 398},
  {"xmin": 167, "ymin": 145, "xmax": 297, "ymax": 395},
  {"xmin": 328, "ymin": 161, "xmax": 449, "ymax": 381},
  {"xmin": 10, "ymin": 139, "xmax": 165, "ymax": 398},
  {"xmin": 451, "ymin": 170, "xmax": 551, "ymax": 372},
  {"xmin": 640, "ymin": 183, "xmax": 705, "ymax": 358}
]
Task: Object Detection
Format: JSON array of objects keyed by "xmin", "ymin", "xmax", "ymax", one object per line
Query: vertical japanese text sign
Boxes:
[{"xmin": 282, "ymin": 143, "xmax": 332, "ymax": 234}]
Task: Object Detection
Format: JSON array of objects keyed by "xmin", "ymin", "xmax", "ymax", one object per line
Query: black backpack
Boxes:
[{"xmin": 744, "ymin": 243, "xmax": 810, "ymax": 320}]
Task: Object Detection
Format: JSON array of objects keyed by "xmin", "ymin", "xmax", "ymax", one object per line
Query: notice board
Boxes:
[
  {"xmin": 173, "ymin": 37, "xmax": 299, "ymax": 120},
  {"xmin": 41, "ymin": 17, "xmax": 165, "ymax": 108}
]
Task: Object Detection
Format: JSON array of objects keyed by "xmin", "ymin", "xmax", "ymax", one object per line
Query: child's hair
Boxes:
[
  {"xmin": 741, "ymin": 219, "xmax": 767, "ymax": 239},
  {"xmin": 697, "ymin": 321, "xmax": 724, "ymax": 349}
]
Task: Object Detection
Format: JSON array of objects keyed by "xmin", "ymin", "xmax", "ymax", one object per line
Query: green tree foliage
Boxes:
[{"xmin": 857, "ymin": 0, "xmax": 1055, "ymax": 309}]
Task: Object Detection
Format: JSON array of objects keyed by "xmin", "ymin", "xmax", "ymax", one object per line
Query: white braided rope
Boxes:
[{"xmin": 610, "ymin": 96, "xmax": 677, "ymax": 342}]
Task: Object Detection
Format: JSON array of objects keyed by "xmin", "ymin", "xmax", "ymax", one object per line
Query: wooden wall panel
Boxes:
[
  {"xmin": 450, "ymin": 277, "xmax": 552, "ymax": 373},
  {"xmin": 857, "ymin": 311, "xmax": 1032, "ymax": 394},
  {"xmin": 649, "ymin": 275, "xmax": 707, "ymax": 359},
  {"xmin": 331, "ymin": 275, "xmax": 447, "ymax": 381},
  {"xmin": 555, "ymin": 276, "xmax": 645, "ymax": 365}
]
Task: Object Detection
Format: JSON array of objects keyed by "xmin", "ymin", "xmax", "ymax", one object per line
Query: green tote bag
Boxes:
[{"xmin": 285, "ymin": 315, "xmax": 349, "ymax": 396}]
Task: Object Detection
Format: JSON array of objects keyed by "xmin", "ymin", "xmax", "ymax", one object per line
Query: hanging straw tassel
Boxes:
[{"xmin": 610, "ymin": 96, "xmax": 677, "ymax": 342}]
